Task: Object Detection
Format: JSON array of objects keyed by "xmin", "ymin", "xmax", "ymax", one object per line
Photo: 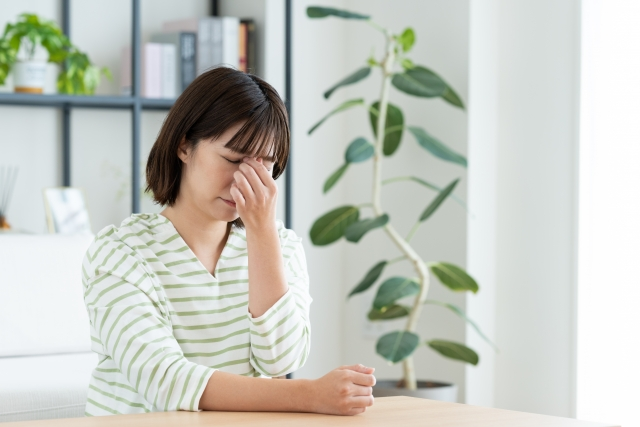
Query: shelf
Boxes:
[{"xmin": 0, "ymin": 93, "xmax": 175, "ymax": 110}]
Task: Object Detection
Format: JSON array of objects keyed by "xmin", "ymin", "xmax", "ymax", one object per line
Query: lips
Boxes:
[{"xmin": 222, "ymin": 198, "xmax": 236, "ymax": 207}]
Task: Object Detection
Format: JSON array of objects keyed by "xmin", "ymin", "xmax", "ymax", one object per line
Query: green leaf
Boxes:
[
  {"xmin": 442, "ymin": 86, "xmax": 465, "ymax": 109},
  {"xmin": 398, "ymin": 28, "xmax": 415, "ymax": 52},
  {"xmin": 407, "ymin": 126, "xmax": 467, "ymax": 167},
  {"xmin": 368, "ymin": 304, "xmax": 410, "ymax": 320},
  {"xmin": 391, "ymin": 66, "xmax": 447, "ymax": 98},
  {"xmin": 419, "ymin": 178, "xmax": 459, "ymax": 221},
  {"xmin": 369, "ymin": 101, "xmax": 404, "ymax": 156},
  {"xmin": 425, "ymin": 300, "xmax": 498, "ymax": 351},
  {"xmin": 427, "ymin": 339, "xmax": 479, "ymax": 365},
  {"xmin": 348, "ymin": 260, "xmax": 387, "ymax": 297},
  {"xmin": 344, "ymin": 137, "xmax": 374, "ymax": 163},
  {"xmin": 310, "ymin": 205, "xmax": 359, "ymax": 246},
  {"xmin": 401, "ymin": 58, "xmax": 415, "ymax": 70},
  {"xmin": 323, "ymin": 67, "xmax": 371, "ymax": 99},
  {"xmin": 429, "ymin": 262, "xmax": 479, "ymax": 293},
  {"xmin": 373, "ymin": 276, "xmax": 420, "ymax": 309},
  {"xmin": 323, "ymin": 163, "xmax": 349, "ymax": 194},
  {"xmin": 307, "ymin": 6, "xmax": 370, "ymax": 20},
  {"xmin": 376, "ymin": 331, "xmax": 420, "ymax": 363},
  {"xmin": 345, "ymin": 214, "xmax": 389, "ymax": 243},
  {"xmin": 308, "ymin": 98, "xmax": 364, "ymax": 135}
]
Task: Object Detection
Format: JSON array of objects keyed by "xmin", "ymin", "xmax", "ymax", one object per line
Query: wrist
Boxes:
[
  {"xmin": 290, "ymin": 379, "xmax": 316, "ymax": 412},
  {"xmin": 244, "ymin": 220, "xmax": 277, "ymax": 237}
]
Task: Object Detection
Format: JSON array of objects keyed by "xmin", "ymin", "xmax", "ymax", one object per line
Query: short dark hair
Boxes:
[{"xmin": 146, "ymin": 66, "xmax": 290, "ymax": 229}]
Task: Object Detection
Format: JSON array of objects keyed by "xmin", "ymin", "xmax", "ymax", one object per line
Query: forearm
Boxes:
[
  {"xmin": 199, "ymin": 370, "xmax": 313, "ymax": 412},
  {"xmin": 246, "ymin": 224, "xmax": 289, "ymax": 318}
]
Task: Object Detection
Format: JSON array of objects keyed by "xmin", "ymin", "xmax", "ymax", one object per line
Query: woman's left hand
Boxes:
[{"xmin": 230, "ymin": 157, "xmax": 277, "ymax": 230}]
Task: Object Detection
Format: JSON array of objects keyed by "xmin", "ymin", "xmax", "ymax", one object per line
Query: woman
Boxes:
[{"xmin": 81, "ymin": 67, "xmax": 375, "ymax": 417}]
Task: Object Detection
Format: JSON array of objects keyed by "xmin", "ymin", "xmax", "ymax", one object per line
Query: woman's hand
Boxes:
[
  {"xmin": 230, "ymin": 157, "xmax": 277, "ymax": 230},
  {"xmin": 308, "ymin": 364, "xmax": 376, "ymax": 415}
]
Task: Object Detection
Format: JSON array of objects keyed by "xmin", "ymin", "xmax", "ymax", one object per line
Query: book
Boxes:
[
  {"xmin": 163, "ymin": 17, "xmax": 212, "ymax": 75},
  {"xmin": 142, "ymin": 43, "xmax": 162, "ymax": 98},
  {"xmin": 241, "ymin": 19, "xmax": 256, "ymax": 73},
  {"xmin": 151, "ymin": 32, "xmax": 196, "ymax": 93},
  {"xmin": 120, "ymin": 46, "xmax": 131, "ymax": 95},
  {"xmin": 221, "ymin": 16, "xmax": 239, "ymax": 69},
  {"xmin": 239, "ymin": 22, "xmax": 247, "ymax": 73},
  {"xmin": 163, "ymin": 16, "xmax": 240, "ymax": 74},
  {"xmin": 160, "ymin": 43, "xmax": 176, "ymax": 98}
]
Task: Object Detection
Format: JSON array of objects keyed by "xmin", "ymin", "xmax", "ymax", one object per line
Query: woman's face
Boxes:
[{"xmin": 177, "ymin": 121, "xmax": 276, "ymax": 222}]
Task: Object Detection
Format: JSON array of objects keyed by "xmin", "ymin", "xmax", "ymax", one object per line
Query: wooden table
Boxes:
[{"xmin": 3, "ymin": 396, "xmax": 617, "ymax": 426}]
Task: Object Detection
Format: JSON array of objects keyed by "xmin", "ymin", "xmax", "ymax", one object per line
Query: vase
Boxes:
[
  {"xmin": 13, "ymin": 61, "xmax": 47, "ymax": 94},
  {"xmin": 372, "ymin": 379, "xmax": 458, "ymax": 402}
]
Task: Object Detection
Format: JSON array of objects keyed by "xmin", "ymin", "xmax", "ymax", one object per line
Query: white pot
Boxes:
[
  {"xmin": 13, "ymin": 60, "xmax": 47, "ymax": 94},
  {"xmin": 373, "ymin": 379, "xmax": 458, "ymax": 402}
]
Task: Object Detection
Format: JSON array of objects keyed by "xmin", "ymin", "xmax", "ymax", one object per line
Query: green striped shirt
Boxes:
[{"xmin": 82, "ymin": 213, "xmax": 312, "ymax": 416}]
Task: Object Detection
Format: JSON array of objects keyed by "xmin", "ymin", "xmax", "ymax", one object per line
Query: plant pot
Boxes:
[
  {"xmin": 13, "ymin": 61, "xmax": 47, "ymax": 94},
  {"xmin": 373, "ymin": 379, "xmax": 458, "ymax": 402}
]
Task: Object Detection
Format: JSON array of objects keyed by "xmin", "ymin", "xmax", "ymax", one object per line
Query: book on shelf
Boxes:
[
  {"xmin": 239, "ymin": 19, "xmax": 256, "ymax": 73},
  {"xmin": 151, "ymin": 32, "xmax": 196, "ymax": 93},
  {"xmin": 120, "ymin": 43, "xmax": 177, "ymax": 99},
  {"xmin": 162, "ymin": 16, "xmax": 240, "ymax": 75},
  {"xmin": 119, "ymin": 16, "xmax": 256, "ymax": 98}
]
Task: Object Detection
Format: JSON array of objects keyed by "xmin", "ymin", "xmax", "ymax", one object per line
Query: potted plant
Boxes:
[
  {"xmin": 306, "ymin": 6, "xmax": 497, "ymax": 400},
  {"xmin": 0, "ymin": 13, "xmax": 110, "ymax": 94}
]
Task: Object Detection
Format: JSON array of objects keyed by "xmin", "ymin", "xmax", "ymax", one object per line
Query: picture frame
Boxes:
[{"xmin": 42, "ymin": 187, "xmax": 92, "ymax": 234}]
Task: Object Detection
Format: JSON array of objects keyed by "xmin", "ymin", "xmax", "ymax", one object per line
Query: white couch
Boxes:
[{"xmin": 0, "ymin": 234, "xmax": 96, "ymax": 422}]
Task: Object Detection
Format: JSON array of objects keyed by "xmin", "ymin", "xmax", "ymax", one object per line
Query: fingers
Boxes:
[
  {"xmin": 243, "ymin": 156, "xmax": 275, "ymax": 183},
  {"xmin": 349, "ymin": 371, "xmax": 376, "ymax": 387},
  {"xmin": 230, "ymin": 182, "xmax": 245, "ymax": 207},
  {"xmin": 238, "ymin": 162, "xmax": 264, "ymax": 198},
  {"xmin": 233, "ymin": 168, "xmax": 254, "ymax": 199},
  {"xmin": 347, "ymin": 407, "xmax": 367, "ymax": 416},
  {"xmin": 352, "ymin": 385, "xmax": 373, "ymax": 396},
  {"xmin": 340, "ymin": 364, "xmax": 375, "ymax": 375},
  {"xmin": 351, "ymin": 395, "xmax": 374, "ymax": 409}
]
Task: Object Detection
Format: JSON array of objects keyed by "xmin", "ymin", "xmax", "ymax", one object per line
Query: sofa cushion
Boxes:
[
  {"xmin": 0, "ymin": 352, "xmax": 97, "ymax": 422},
  {"xmin": 0, "ymin": 234, "xmax": 94, "ymax": 357}
]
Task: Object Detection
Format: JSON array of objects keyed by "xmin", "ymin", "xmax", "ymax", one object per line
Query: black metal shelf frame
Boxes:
[{"xmin": 0, "ymin": 0, "xmax": 293, "ymax": 220}]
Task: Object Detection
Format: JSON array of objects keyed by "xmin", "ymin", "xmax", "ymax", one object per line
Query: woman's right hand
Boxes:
[{"xmin": 308, "ymin": 364, "xmax": 376, "ymax": 415}]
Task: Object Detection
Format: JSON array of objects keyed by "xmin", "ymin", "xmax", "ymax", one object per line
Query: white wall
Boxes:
[{"xmin": 466, "ymin": 0, "xmax": 581, "ymax": 417}]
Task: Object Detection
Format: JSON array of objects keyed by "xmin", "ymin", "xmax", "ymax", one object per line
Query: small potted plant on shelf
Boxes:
[
  {"xmin": 0, "ymin": 13, "xmax": 110, "ymax": 95},
  {"xmin": 306, "ymin": 6, "xmax": 497, "ymax": 400}
]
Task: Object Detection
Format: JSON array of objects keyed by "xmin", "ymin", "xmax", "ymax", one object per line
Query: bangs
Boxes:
[{"xmin": 223, "ymin": 100, "xmax": 289, "ymax": 179}]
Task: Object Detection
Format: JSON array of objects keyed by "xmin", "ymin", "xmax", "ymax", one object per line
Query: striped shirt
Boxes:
[{"xmin": 81, "ymin": 213, "xmax": 312, "ymax": 416}]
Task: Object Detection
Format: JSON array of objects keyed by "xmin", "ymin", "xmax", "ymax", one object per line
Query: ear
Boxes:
[{"xmin": 177, "ymin": 137, "xmax": 191, "ymax": 163}]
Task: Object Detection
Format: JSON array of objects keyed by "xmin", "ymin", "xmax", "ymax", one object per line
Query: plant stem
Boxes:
[
  {"xmin": 371, "ymin": 31, "xmax": 431, "ymax": 391},
  {"xmin": 382, "ymin": 176, "xmax": 468, "ymax": 210}
]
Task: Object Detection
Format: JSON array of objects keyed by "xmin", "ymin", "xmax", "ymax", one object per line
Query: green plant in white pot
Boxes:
[
  {"xmin": 306, "ymin": 6, "xmax": 496, "ymax": 398},
  {"xmin": 0, "ymin": 13, "xmax": 110, "ymax": 94}
]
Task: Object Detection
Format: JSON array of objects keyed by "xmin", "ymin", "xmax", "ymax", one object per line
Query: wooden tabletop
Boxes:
[{"xmin": 3, "ymin": 396, "xmax": 617, "ymax": 427}]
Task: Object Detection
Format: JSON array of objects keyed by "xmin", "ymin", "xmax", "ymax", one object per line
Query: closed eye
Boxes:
[{"xmin": 223, "ymin": 157, "xmax": 242, "ymax": 164}]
